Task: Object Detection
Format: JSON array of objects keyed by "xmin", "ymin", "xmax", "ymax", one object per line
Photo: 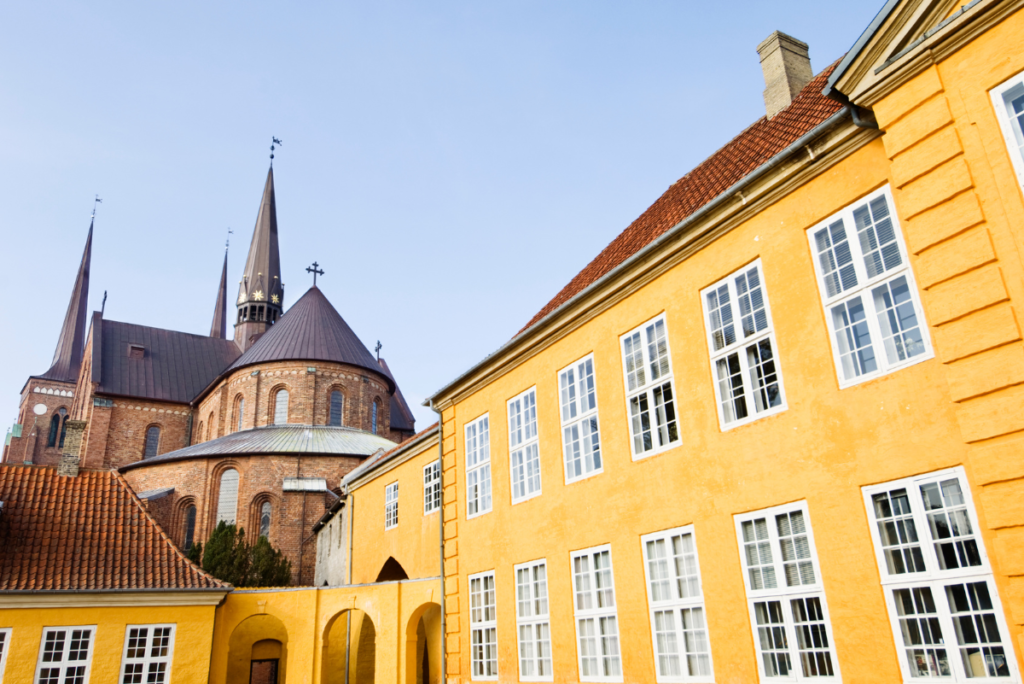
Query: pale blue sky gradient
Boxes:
[{"xmin": 0, "ymin": 1, "xmax": 880, "ymax": 429}]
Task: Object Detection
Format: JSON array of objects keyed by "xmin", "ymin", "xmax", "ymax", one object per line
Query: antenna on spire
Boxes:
[
  {"xmin": 270, "ymin": 137, "xmax": 283, "ymax": 165},
  {"xmin": 91, "ymin": 195, "xmax": 102, "ymax": 219}
]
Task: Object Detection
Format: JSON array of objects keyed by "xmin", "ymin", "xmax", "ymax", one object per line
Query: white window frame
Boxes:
[
  {"xmin": 620, "ymin": 314, "xmax": 681, "ymax": 460},
  {"xmin": 423, "ymin": 460, "xmax": 441, "ymax": 515},
  {"xmin": 384, "ymin": 482, "xmax": 399, "ymax": 530},
  {"xmin": 991, "ymin": 70, "xmax": 1024, "ymax": 190},
  {"xmin": 640, "ymin": 525, "xmax": 714, "ymax": 683},
  {"xmin": 862, "ymin": 467, "xmax": 1020, "ymax": 682},
  {"xmin": 35, "ymin": 625, "xmax": 96, "ymax": 684},
  {"xmin": 119, "ymin": 624, "xmax": 176, "ymax": 684},
  {"xmin": 508, "ymin": 387, "xmax": 542, "ymax": 504},
  {"xmin": 470, "ymin": 570, "xmax": 498, "ymax": 681},
  {"xmin": 734, "ymin": 502, "xmax": 841, "ymax": 683},
  {"xmin": 807, "ymin": 185, "xmax": 933, "ymax": 388},
  {"xmin": 515, "ymin": 559, "xmax": 553, "ymax": 682},
  {"xmin": 0, "ymin": 627, "xmax": 11, "ymax": 683},
  {"xmin": 701, "ymin": 259, "xmax": 787, "ymax": 430},
  {"xmin": 558, "ymin": 354, "xmax": 603, "ymax": 484},
  {"xmin": 571, "ymin": 544, "xmax": 623, "ymax": 683},
  {"xmin": 465, "ymin": 414, "xmax": 492, "ymax": 519}
]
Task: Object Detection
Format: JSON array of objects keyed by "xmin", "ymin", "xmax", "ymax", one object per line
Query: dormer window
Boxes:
[{"xmin": 128, "ymin": 344, "xmax": 145, "ymax": 360}]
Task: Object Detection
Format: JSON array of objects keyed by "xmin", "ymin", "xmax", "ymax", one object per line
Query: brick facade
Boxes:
[{"xmin": 2, "ymin": 378, "xmax": 77, "ymax": 466}]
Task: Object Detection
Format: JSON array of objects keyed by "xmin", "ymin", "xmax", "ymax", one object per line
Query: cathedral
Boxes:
[{"xmin": 2, "ymin": 164, "xmax": 417, "ymax": 584}]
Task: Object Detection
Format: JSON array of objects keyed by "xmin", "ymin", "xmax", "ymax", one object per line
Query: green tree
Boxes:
[
  {"xmin": 186, "ymin": 540, "xmax": 202, "ymax": 565},
  {"xmin": 195, "ymin": 521, "xmax": 292, "ymax": 587}
]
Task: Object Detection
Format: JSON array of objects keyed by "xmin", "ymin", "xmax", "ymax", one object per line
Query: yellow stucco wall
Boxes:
[
  {"xmin": 349, "ymin": 433, "xmax": 442, "ymax": 585},
  {"xmin": 0, "ymin": 603, "xmax": 217, "ymax": 683},
  {"xmin": 435, "ymin": 8, "xmax": 1024, "ymax": 682}
]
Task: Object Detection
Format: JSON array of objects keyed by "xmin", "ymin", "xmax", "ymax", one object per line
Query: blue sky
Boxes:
[{"xmin": 0, "ymin": 1, "xmax": 881, "ymax": 429}]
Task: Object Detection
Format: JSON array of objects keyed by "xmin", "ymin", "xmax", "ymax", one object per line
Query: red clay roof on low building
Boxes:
[
  {"xmin": 519, "ymin": 63, "xmax": 844, "ymax": 334},
  {"xmin": 0, "ymin": 465, "xmax": 227, "ymax": 592}
]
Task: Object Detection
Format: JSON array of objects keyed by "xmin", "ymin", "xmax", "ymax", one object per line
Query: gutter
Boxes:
[{"xmin": 424, "ymin": 105, "xmax": 854, "ymax": 407}]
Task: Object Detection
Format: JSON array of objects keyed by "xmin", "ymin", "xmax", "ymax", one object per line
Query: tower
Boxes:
[
  {"xmin": 210, "ymin": 249, "xmax": 228, "ymax": 339},
  {"xmin": 40, "ymin": 219, "xmax": 92, "ymax": 382},
  {"xmin": 234, "ymin": 167, "xmax": 283, "ymax": 351}
]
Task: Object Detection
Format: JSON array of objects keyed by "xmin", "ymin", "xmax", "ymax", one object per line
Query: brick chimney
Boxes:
[{"xmin": 757, "ymin": 31, "xmax": 812, "ymax": 119}]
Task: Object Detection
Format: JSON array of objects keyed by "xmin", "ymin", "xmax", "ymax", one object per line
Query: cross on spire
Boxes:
[
  {"xmin": 270, "ymin": 136, "xmax": 282, "ymax": 164},
  {"xmin": 306, "ymin": 262, "xmax": 324, "ymax": 286},
  {"xmin": 375, "ymin": 340, "xmax": 382, "ymax": 361}
]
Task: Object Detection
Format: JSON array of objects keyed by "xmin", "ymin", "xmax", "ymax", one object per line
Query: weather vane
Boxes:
[
  {"xmin": 270, "ymin": 137, "xmax": 283, "ymax": 164},
  {"xmin": 91, "ymin": 195, "xmax": 102, "ymax": 219},
  {"xmin": 226, "ymin": 227, "xmax": 233, "ymax": 251},
  {"xmin": 306, "ymin": 261, "xmax": 324, "ymax": 286},
  {"xmin": 375, "ymin": 341, "xmax": 382, "ymax": 361}
]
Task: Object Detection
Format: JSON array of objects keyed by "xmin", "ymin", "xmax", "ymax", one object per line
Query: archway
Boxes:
[
  {"xmin": 321, "ymin": 609, "xmax": 377, "ymax": 684},
  {"xmin": 405, "ymin": 603, "xmax": 441, "ymax": 684},
  {"xmin": 375, "ymin": 557, "xmax": 409, "ymax": 582},
  {"xmin": 226, "ymin": 614, "xmax": 288, "ymax": 684}
]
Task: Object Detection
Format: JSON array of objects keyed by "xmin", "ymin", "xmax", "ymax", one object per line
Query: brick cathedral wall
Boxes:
[{"xmin": 100, "ymin": 399, "xmax": 191, "ymax": 469}]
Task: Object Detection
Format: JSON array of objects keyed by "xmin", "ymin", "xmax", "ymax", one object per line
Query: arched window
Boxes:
[
  {"xmin": 329, "ymin": 391, "xmax": 344, "ymax": 427},
  {"xmin": 259, "ymin": 501, "xmax": 272, "ymax": 538},
  {"xmin": 59, "ymin": 412, "xmax": 68, "ymax": 449},
  {"xmin": 235, "ymin": 396, "xmax": 245, "ymax": 432},
  {"xmin": 216, "ymin": 469, "xmax": 239, "ymax": 525},
  {"xmin": 207, "ymin": 413, "xmax": 214, "ymax": 440},
  {"xmin": 274, "ymin": 390, "xmax": 289, "ymax": 425},
  {"xmin": 195, "ymin": 422, "xmax": 204, "ymax": 444},
  {"xmin": 183, "ymin": 505, "xmax": 197, "ymax": 551},
  {"xmin": 144, "ymin": 426, "xmax": 161, "ymax": 458},
  {"xmin": 371, "ymin": 399, "xmax": 380, "ymax": 435},
  {"xmin": 47, "ymin": 413, "xmax": 61, "ymax": 447}
]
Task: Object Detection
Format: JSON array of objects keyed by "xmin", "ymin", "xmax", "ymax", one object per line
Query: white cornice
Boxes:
[{"xmin": 0, "ymin": 590, "xmax": 230, "ymax": 609}]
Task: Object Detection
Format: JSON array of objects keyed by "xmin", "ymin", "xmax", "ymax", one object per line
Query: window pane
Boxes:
[
  {"xmin": 945, "ymin": 581, "xmax": 1012, "ymax": 678},
  {"xmin": 735, "ymin": 267, "xmax": 769, "ymax": 338},
  {"xmin": 871, "ymin": 489, "xmax": 926, "ymax": 575},
  {"xmin": 776, "ymin": 511, "xmax": 815, "ymax": 587},
  {"xmin": 560, "ymin": 367, "xmax": 577, "ymax": 421},
  {"xmin": 651, "ymin": 382, "xmax": 679, "ymax": 447},
  {"xmin": 791, "ymin": 597, "xmax": 834, "ymax": 677},
  {"xmin": 623, "ymin": 332, "xmax": 645, "ymax": 391},
  {"xmin": 274, "ymin": 390, "xmax": 289, "ymax": 425},
  {"xmin": 579, "ymin": 359, "xmax": 596, "ymax": 412},
  {"xmin": 329, "ymin": 391, "xmax": 343, "ymax": 426},
  {"xmin": 754, "ymin": 601, "xmax": 791, "ymax": 676},
  {"xmin": 747, "ymin": 339, "xmax": 782, "ymax": 413},
  {"xmin": 646, "ymin": 539, "xmax": 672, "ymax": 602},
  {"xmin": 681, "ymin": 608, "xmax": 712, "ymax": 676},
  {"xmin": 630, "ymin": 394, "xmax": 653, "ymax": 454},
  {"xmin": 717, "ymin": 354, "xmax": 747, "ymax": 424},
  {"xmin": 892, "ymin": 587, "xmax": 951, "ymax": 678},
  {"xmin": 144, "ymin": 427, "xmax": 160, "ymax": 459},
  {"xmin": 920, "ymin": 479, "xmax": 982, "ymax": 570},
  {"xmin": 855, "ymin": 195, "xmax": 902, "ymax": 278},
  {"xmin": 872, "ymin": 275, "xmax": 925, "ymax": 365},
  {"xmin": 830, "ymin": 297, "xmax": 877, "ymax": 379},
  {"xmin": 814, "ymin": 219, "xmax": 858, "ymax": 297},
  {"xmin": 706, "ymin": 284, "xmax": 737, "ymax": 351},
  {"xmin": 646, "ymin": 319, "xmax": 671, "ymax": 382},
  {"xmin": 653, "ymin": 610, "xmax": 681, "ymax": 676},
  {"xmin": 742, "ymin": 519, "xmax": 777, "ymax": 590}
]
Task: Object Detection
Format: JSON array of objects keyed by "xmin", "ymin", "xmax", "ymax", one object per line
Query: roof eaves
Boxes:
[
  {"xmin": 824, "ymin": 0, "xmax": 901, "ymax": 97},
  {"xmin": 342, "ymin": 423, "xmax": 439, "ymax": 487},
  {"xmin": 424, "ymin": 105, "xmax": 852, "ymax": 408}
]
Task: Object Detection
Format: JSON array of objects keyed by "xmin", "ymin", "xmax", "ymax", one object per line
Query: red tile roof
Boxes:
[
  {"xmin": 0, "ymin": 465, "xmax": 227, "ymax": 592},
  {"xmin": 519, "ymin": 64, "xmax": 844, "ymax": 334}
]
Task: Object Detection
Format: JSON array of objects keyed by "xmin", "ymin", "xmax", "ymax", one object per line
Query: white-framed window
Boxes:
[
  {"xmin": 35, "ymin": 626, "xmax": 95, "ymax": 684},
  {"xmin": 863, "ymin": 468, "xmax": 1018, "ymax": 681},
  {"xmin": 385, "ymin": 482, "xmax": 399, "ymax": 530},
  {"xmin": 701, "ymin": 260, "xmax": 786, "ymax": 429},
  {"xmin": 470, "ymin": 570, "xmax": 498, "ymax": 680},
  {"xmin": 465, "ymin": 414, "xmax": 492, "ymax": 518},
  {"xmin": 991, "ymin": 70, "xmax": 1024, "ymax": 190},
  {"xmin": 508, "ymin": 387, "xmax": 542, "ymax": 503},
  {"xmin": 0, "ymin": 627, "xmax": 11, "ymax": 683},
  {"xmin": 516, "ymin": 559, "xmax": 553, "ymax": 681},
  {"xmin": 641, "ymin": 526, "xmax": 714, "ymax": 682},
  {"xmin": 571, "ymin": 544, "xmax": 622, "ymax": 682},
  {"xmin": 424, "ymin": 460, "xmax": 441, "ymax": 515},
  {"xmin": 735, "ymin": 503, "xmax": 840, "ymax": 682},
  {"xmin": 119, "ymin": 624, "xmax": 176, "ymax": 684},
  {"xmin": 559, "ymin": 354, "xmax": 603, "ymax": 483},
  {"xmin": 621, "ymin": 314, "xmax": 680, "ymax": 459},
  {"xmin": 807, "ymin": 186, "xmax": 932, "ymax": 388}
]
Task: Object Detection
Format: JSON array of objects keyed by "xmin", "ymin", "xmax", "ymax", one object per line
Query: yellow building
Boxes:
[
  {"xmin": 0, "ymin": 464, "xmax": 230, "ymax": 683},
  {"xmin": 426, "ymin": 2, "xmax": 1024, "ymax": 682}
]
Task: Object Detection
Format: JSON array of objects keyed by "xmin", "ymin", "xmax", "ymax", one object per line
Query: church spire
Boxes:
[
  {"xmin": 209, "ymin": 249, "xmax": 228, "ymax": 339},
  {"xmin": 40, "ymin": 219, "xmax": 92, "ymax": 382},
  {"xmin": 234, "ymin": 165, "xmax": 284, "ymax": 351}
]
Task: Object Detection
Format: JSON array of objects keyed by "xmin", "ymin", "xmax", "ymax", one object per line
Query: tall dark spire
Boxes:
[
  {"xmin": 210, "ymin": 249, "xmax": 228, "ymax": 339},
  {"xmin": 234, "ymin": 166, "xmax": 284, "ymax": 351},
  {"xmin": 39, "ymin": 220, "xmax": 92, "ymax": 382}
]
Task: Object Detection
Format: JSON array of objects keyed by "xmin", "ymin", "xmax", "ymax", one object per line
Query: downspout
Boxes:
[
  {"xmin": 825, "ymin": 91, "xmax": 879, "ymax": 129},
  {"xmin": 431, "ymin": 401, "xmax": 446, "ymax": 684},
  {"xmin": 345, "ymin": 491, "xmax": 354, "ymax": 684}
]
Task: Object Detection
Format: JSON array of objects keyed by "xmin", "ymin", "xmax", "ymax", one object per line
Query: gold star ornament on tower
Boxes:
[
  {"xmin": 253, "ymin": 290, "xmax": 265, "ymax": 301},
  {"xmin": 271, "ymin": 294, "xmax": 280, "ymax": 304}
]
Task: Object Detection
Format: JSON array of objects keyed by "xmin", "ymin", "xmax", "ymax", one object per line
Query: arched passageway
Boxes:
[
  {"xmin": 226, "ymin": 614, "xmax": 289, "ymax": 684},
  {"xmin": 321, "ymin": 609, "xmax": 377, "ymax": 684},
  {"xmin": 375, "ymin": 556, "xmax": 409, "ymax": 582},
  {"xmin": 406, "ymin": 603, "xmax": 441, "ymax": 684}
]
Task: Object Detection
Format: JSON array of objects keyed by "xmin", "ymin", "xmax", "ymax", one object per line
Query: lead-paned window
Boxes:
[
  {"xmin": 516, "ymin": 560, "xmax": 553, "ymax": 681},
  {"xmin": 385, "ymin": 482, "xmax": 399, "ymax": 530},
  {"xmin": 216, "ymin": 468, "xmax": 239, "ymax": 525},
  {"xmin": 144, "ymin": 426, "xmax": 160, "ymax": 459},
  {"xmin": 572, "ymin": 545, "xmax": 622, "ymax": 682},
  {"xmin": 735, "ymin": 503, "xmax": 839, "ymax": 682},
  {"xmin": 119, "ymin": 625, "xmax": 175, "ymax": 684},
  {"xmin": 36, "ymin": 626, "xmax": 94, "ymax": 684},
  {"xmin": 559, "ymin": 355, "xmax": 603, "ymax": 483},
  {"xmin": 807, "ymin": 186, "xmax": 931, "ymax": 387},
  {"xmin": 329, "ymin": 391, "xmax": 344, "ymax": 426},
  {"xmin": 273, "ymin": 389, "xmax": 289, "ymax": 425},
  {"xmin": 470, "ymin": 570, "xmax": 498, "ymax": 680},
  {"xmin": 621, "ymin": 315, "xmax": 680, "ymax": 459},
  {"xmin": 508, "ymin": 388, "xmax": 542, "ymax": 503},
  {"xmin": 991, "ymin": 71, "xmax": 1024, "ymax": 190},
  {"xmin": 424, "ymin": 461, "xmax": 441, "ymax": 515},
  {"xmin": 235, "ymin": 396, "xmax": 245, "ymax": 432},
  {"xmin": 465, "ymin": 415, "xmax": 492, "ymax": 518},
  {"xmin": 0, "ymin": 627, "xmax": 11, "ymax": 683},
  {"xmin": 863, "ymin": 469, "xmax": 1018, "ymax": 681},
  {"xmin": 702, "ymin": 260, "xmax": 786, "ymax": 429},
  {"xmin": 642, "ymin": 526, "xmax": 714, "ymax": 682}
]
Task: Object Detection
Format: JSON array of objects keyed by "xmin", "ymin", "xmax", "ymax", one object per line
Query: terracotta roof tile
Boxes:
[
  {"xmin": 0, "ymin": 465, "xmax": 227, "ymax": 592},
  {"xmin": 519, "ymin": 63, "xmax": 844, "ymax": 334}
]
